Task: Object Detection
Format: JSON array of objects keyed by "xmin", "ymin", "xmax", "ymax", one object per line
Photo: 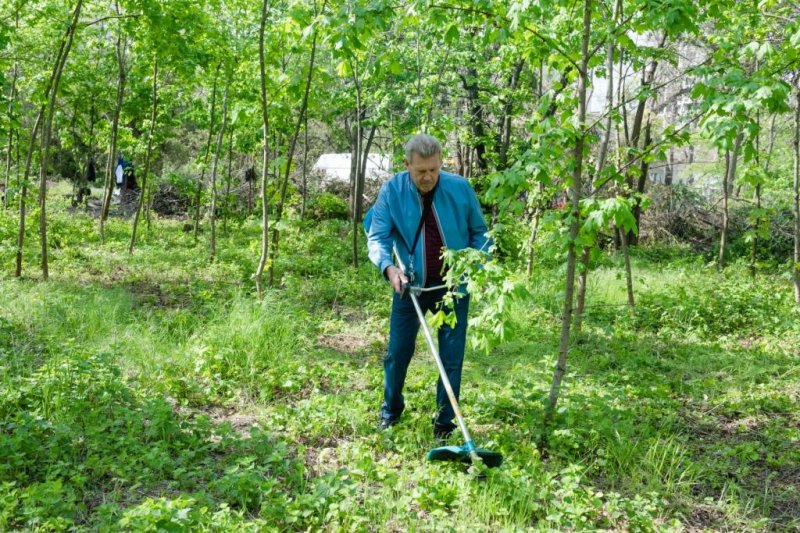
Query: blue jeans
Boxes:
[{"xmin": 381, "ymin": 288, "xmax": 470, "ymax": 428}]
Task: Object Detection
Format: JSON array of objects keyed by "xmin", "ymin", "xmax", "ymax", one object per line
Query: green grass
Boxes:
[{"xmin": 1, "ymin": 200, "xmax": 798, "ymax": 531}]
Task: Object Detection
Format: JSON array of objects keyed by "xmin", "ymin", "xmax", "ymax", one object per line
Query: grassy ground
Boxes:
[{"xmin": 1, "ymin": 198, "xmax": 799, "ymax": 531}]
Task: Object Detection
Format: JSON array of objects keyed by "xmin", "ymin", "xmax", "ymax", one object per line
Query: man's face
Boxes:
[{"xmin": 404, "ymin": 153, "xmax": 441, "ymax": 194}]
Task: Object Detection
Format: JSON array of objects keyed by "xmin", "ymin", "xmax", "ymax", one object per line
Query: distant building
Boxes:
[
  {"xmin": 312, "ymin": 153, "xmax": 393, "ymax": 185},
  {"xmin": 585, "ymin": 33, "xmax": 724, "ymax": 198}
]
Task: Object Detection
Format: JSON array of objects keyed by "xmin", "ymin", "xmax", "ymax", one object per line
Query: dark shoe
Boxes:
[
  {"xmin": 378, "ymin": 418, "xmax": 398, "ymax": 431},
  {"xmin": 433, "ymin": 422, "xmax": 456, "ymax": 441}
]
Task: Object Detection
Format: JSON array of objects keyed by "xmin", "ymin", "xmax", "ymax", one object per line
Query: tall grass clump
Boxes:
[
  {"xmin": 188, "ymin": 294, "xmax": 310, "ymax": 402},
  {"xmin": 635, "ymin": 267, "xmax": 797, "ymax": 338}
]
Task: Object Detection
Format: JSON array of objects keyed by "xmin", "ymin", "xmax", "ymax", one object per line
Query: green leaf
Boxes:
[
  {"xmin": 335, "ymin": 60, "xmax": 352, "ymax": 78},
  {"xmin": 444, "ymin": 24, "xmax": 459, "ymax": 45}
]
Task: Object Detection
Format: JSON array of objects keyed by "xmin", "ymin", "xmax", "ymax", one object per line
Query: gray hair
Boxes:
[{"xmin": 404, "ymin": 134, "xmax": 441, "ymax": 162}]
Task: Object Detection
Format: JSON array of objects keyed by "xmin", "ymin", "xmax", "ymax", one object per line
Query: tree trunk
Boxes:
[
  {"xmin": 85, "ymin": 98, "xmax": 96, "ymax": 211},
  {"xmin": 525, "ymin": 188, "xmax": 543, "ymax": 278},
  {"xmin": 99, "ymin": 27, "xmax": 127, "ymax": 244},
  {"xmin": 209, "ymin": 81, "xmax": 230, "ymax": 262},
  {"xmin": 621, "ymin": 226, "xmax": 635, "ymax": 314},
  {"xmin": 619, "ymin": 50, "xmax": 628, "ymax": 147},
  {"xmin": 544, "ymin": 0, "xmax": 592, "ymax": 443},
  {"xmin": 792, "ymin": 85, "xmax": 799, "ymax": 304},
  {"xmin": 129, "ymin": 59, "xmax": 158, "ymax": 253},
  {"xmin": 349, "ymin": 75, "xmax": 363, "ymax": 268},
  {"xmin": 624, "ymin": 36, "xmax": 665, "ymax": 245},
  {"xmin": 193, "ymin": 63, "xmax": 221, "ymax": 241},
  {"xmin": 629, "ymin": 120, "xmax": 653, "ymax": 245},
  {"xmin": 352, "ymin": 94, "xmax": 376, "ymax": 268},
  {"xmin": 300, "ymin": 113, "xmax": 309, "ymax": 220},
  {"xmin": 750, "ymin": 114, "xmax": 776, "ymax": 278},
  {"xmin": 3, "ymin": 33, "xmax": 18, "ymax": 210},
  {"xmin": 248, "ymin": 169, "xmax": 254, "ymax": 213},
  {"xmin": 223, "ymin": 120, "xmax": 234, "ymax": 234},
  {"xmin": 596, "ymin": 0, "xmax": 617, "ymax": 177},
  {"xmin": 38, "ymin": 0, "xmax": 83, "ymax": 280},
  {"xmin": 574, "ymin": 0, "xmax": 619, "ymax": 330},
  {"xmin": 573, "ymin": 247, "xmax": 592, "ymax": 334},
  {"xmin": 718, "ymin": 133, "xmax": 742, "ymax": 270},
  {"xmin": 145, "ymin": 177, "xmax": 154, "ymax": 229},
  {"xmin": 460, "ymin": 67, "xmax": 489, "ymax": 176},
  {"xmin": 359, "ymin": 126, "xmax": 376, "ymax": 190},
  {"xmin": 254, "ymin": 0, "xmax": 271, "ymax": 299},
  {"xmin": 268, "ymin": 24, "xmax": 319, "ymax": 286},
  {"xmin": 15, "ymin": 110, "xmax": 44, "ymax": 278},
  {"xmin": 665, "ymin": 148, "xmax": 673, "ymax": 185},
  {"xmin": 424, "ymin": 42, "xmax": 452, "ymax": 129},
  {"xmin": 749, "ymin": 182, "xmax": 761, "ymax": 278},
  {"xmin": 497, "ymin": 59, "xmax": 525, "ymax": 171}
]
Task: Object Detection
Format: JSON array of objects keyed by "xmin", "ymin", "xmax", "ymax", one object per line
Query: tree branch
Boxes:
[
  {"xmin": 584, "ymin": 56, "xmax": 711, "ymax": 135},
  {"xmin": 590, "ymin": 108, "xmax": 705, "ymax": 196},
  {"xmin": 429, "ymin": 3, "xmax": 582, "ymax": 73},
  {"xmin": 80, "ymin": 13, "xmax": 140, "ymax": 27}
]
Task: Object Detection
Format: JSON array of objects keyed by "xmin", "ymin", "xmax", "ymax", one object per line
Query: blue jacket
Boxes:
[{"xmin": 365, "ymin": 170, "xmax": 490, "ymax": 287}]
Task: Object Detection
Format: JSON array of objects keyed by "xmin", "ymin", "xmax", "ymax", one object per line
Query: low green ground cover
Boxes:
[{"xmin": 1, "ymin": 206, "xmax": 799, "ymax": 531}]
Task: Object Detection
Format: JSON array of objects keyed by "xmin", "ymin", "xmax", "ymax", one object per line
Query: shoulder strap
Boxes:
[{"xmin": 407, "ymin": 198, "xmax": 431, "ymax": 257}]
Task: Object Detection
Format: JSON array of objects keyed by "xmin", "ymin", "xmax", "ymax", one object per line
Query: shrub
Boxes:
[
  {"xmin": 151, "ymin": 172, "xmax": 196, "ymax": 216},
  {"xmin": 307, "ymin": 192, "xmax": 348, "ymax": 221},
  {"xmin": 635, "ymin": 269, "xmax": 795, "ymax": 337}
]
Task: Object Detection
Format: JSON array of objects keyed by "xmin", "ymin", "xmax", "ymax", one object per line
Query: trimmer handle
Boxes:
[{"xmin": 400, "ymin": 280, "xmax": 411, "ymax": 300}]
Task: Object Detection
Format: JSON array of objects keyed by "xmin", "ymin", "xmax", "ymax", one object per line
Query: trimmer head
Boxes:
[{"xmin": 427, "ymin": 445, "xmax": 503, "ymax": 468}]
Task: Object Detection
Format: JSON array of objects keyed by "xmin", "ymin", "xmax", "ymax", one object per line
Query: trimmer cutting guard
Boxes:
[{"xmin": 427, "ymin": 445, "xmax": 503, "ymax": 468}]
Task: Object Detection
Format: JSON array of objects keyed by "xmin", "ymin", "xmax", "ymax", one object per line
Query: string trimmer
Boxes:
[{"xmin": 395, "ymin": 253, "xmax": 502, "ymax": 469}]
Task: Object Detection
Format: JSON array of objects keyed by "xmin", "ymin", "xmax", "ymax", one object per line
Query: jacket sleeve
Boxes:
[
  {"xmin": 367, "ymin": 182, "xmax": 396, "ymax": 275},
  {"xmin": 466, "ymin": 184, "xmax": 492, "ymax": 253}
]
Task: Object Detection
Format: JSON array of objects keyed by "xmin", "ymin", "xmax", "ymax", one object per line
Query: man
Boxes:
[{"xmin": 366, "ymin": 134, "xmax": 490, "ymax": 440}]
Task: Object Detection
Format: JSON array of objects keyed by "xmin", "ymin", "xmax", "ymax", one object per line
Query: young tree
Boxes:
[
  {"xmin": 544, "ymin": 0, "xmax": 592, "ymax": 437},
  {"xmin": 2, "ymin": 8, "xmax": 19, "ymax": 210},
  {"xmin": 37, "ymin": 0, "xmax": 83, "ymax": 280},
  {"xmin": 192, "ymin": 63, "xmax": 220, "ymax": 241},
  {"xmin": 209, "ymin": 78, "xmax": 230, "ymax": 262},
  {"xmin": 793, "ymin": 82, "xmax": 800, "ymax": 304},
  {"xmin": 253, "ymin": 0, "xmax": 271, "ymax": 299},
  {"xmin": 128, "ymin": 58, "xmax": 157, "ymax": 253},
  {"xmin": 267, "ymin": 0, "xmax": 323, "ymax": 286},
  {"xmin": 99, "ymin": 10, "xmax": 128, "ymax": 244}
]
